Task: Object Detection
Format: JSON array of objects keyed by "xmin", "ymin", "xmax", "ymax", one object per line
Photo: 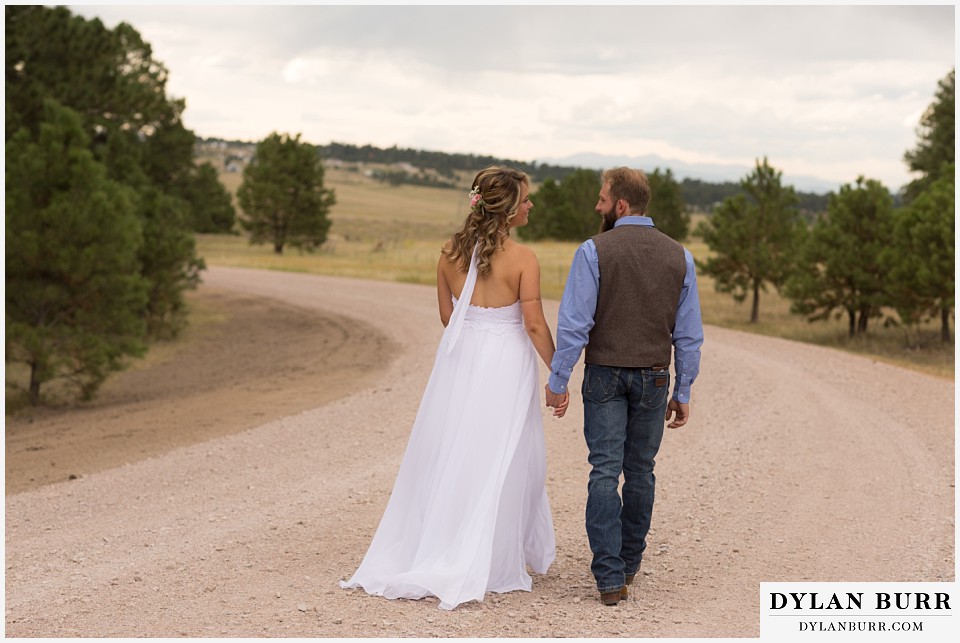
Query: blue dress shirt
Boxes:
[{"xmin": 548, "ymin": 216, "xmax": 704, "ymax": 403}]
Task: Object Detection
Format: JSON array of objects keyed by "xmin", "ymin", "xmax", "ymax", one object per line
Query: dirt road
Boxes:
[{"xmin": 4, "ymin": 266, "xmax": 954, "ymax": 638}]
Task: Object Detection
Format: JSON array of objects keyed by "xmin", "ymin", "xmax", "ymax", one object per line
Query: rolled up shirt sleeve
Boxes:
[
  {"xmin": 548, "ymin": 241, "xmax": 599, "ymax": 394},
  {"xmin": 671, "ymin": 248, "xmax": 704, "ymax": 403}
]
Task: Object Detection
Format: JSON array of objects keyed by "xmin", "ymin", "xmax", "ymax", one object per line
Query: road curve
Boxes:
[{"xmin": 5, "ymin": 266, "xmax": 954, "ymax": 638}]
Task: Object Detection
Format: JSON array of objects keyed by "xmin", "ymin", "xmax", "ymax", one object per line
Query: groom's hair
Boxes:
[{"xmin": 601, "ymin": 167, "xmax": 651, "ymax": 215}]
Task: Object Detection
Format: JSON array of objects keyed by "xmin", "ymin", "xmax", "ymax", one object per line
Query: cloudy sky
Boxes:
[{"xmin": 67, "ymin": 2, "xmax": 954, "ymax": 192}]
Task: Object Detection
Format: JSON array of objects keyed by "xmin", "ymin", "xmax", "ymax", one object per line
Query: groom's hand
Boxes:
[
  {"xmin": 665, "ymin": 399, "xmax": 689, "ymax": 428},
  {"xmin": 544, "ymin": 385, "xmax": 570, "ymax": 418}
]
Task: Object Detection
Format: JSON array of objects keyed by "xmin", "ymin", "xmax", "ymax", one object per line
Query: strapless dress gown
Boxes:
[{"xmin": 340, "ymin": 249, "xmax": 555, "ymax": 610}]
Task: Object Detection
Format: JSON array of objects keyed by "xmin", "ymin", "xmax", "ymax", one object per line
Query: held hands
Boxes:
[
  {"xmin": 544, "ymin": 384, "xmax": 570, "ymax": 418},
  {"xmin": 665, "ymin": 399, "xmax": 690, "ymax": 429}
]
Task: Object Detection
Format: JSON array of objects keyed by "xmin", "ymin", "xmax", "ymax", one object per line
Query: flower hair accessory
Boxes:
[{"xmin": 468, "ymin": 186, "xmax": 484, "ymax": 213}]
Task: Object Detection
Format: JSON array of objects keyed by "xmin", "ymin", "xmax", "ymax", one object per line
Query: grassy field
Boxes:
[{"xmin": 197, "ymin": 165, "xmax": 954, "ymax": 380}]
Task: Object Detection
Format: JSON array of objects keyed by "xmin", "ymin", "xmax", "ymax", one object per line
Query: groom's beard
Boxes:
[{"xmin": 598, "ymin": 206, "xmax": 617, "ymax": 233}]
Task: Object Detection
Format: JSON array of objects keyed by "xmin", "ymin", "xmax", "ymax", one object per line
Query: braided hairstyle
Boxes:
[{"xmin": 443, "ymin": 166, "xmax": 528, "ymax": 277}]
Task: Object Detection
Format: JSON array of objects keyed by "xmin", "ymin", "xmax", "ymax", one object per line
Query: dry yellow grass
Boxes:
[{"xmin": 197, "ymin": 162, "xmax": 953, "ymax": 380}]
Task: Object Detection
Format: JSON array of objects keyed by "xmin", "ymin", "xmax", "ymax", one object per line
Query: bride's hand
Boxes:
[
  {"xmin": 544, "ymin": 384, "xmax": 567, "ymax": 417},
  {"xmin": 552, "ymin": 391, "xmax": 570, "ymax": 418}
]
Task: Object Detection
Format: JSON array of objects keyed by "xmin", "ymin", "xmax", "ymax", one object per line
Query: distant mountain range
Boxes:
[{"xmin": 538, "ymin": 152, "xmax": 839, "ymax": 195}]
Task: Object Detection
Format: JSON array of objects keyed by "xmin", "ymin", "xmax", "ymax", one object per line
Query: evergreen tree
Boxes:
[
  {"xmin": 647, "ymin": 167, "xmax": 689, "ymax": 241},
  {"xmin": 5, "ymin": 6, "xmax": 174, "ymax": 141},
  {"xmin": 518, "ymin": 169, "xmax": 601, "ymax": 242},
  {"xmin": 518, "ymin": 177, "xmax": 564, "ymax": 240},
  {"xmin": 783, "ymin": 177, "xmax": 894, "ymax": 337},
  {"xmin": 696, "ymin": 158, "xmax": 803, "ymax": 322},
  {"xmin": 135, "ymin": 187, "xmax": 206, "ymax": 338},
  {"xmin": 6, "ymin": 100, "xmax": 148, "ymax": 404},
  {"xmin": 238, "ymin": 132, "xmax": 336, "ymax": 254},
  {"xmin": 521, "ymin": 167, "xmax": 688, "ymax": 242},
  {"xmin": 903, "ymin": 69, "xmax": 954, "ymax": 203},
  {"xmin": 883, "ymin": 167, "xmax": 955, "ymax": 342},
  {"xmin": 6, "ymin": 5, "xmax": 206, "ymax": 339},
  {"xmin": 176, "ymin": 162, "xmax": 237, "ymax": 233}
]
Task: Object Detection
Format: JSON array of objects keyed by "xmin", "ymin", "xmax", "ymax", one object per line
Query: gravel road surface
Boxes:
[{"xmin": 5, "ymin": 266, "xmax": 954, "ymax": 638}]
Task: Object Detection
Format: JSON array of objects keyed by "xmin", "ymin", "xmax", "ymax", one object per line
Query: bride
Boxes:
[{"xmin": 340, "ymin": 166, "xmax": 568, "ymax": 610}]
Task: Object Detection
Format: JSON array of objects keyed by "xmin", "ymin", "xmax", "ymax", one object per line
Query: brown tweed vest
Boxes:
[{"xmin": 585, "ymin": 224, "xmax": 687, "ymax": 368}]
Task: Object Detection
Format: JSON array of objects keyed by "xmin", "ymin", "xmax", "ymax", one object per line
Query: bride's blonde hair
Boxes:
[{"xmin": 443, "ymin": 166, "xmax": 528, "ymax": 277}]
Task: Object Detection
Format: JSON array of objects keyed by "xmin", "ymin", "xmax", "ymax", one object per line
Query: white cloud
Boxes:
[{"xmin": 63, "ymin": 3, "xmax": 955, "ymax": 190}]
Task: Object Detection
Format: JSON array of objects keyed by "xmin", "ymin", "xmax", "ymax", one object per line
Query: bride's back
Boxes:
[{"xmin": 441, "ymin": 238, "xmax": 526, "ymax": 309}]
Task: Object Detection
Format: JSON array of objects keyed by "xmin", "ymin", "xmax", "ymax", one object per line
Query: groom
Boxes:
[{"xmin": 545, "ymin": 167, "xmax": 703, "ymax": 606}]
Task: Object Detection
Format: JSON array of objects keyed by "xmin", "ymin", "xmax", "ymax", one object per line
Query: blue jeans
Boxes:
[{"xmin": 581, "ymin": 363, "xmax": 669, "ymax": 593}]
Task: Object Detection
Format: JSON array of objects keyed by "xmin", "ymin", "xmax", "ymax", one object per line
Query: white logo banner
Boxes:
[{"xmin": 760, "ymin": 582, "xmax": 956, "ymax": 641}]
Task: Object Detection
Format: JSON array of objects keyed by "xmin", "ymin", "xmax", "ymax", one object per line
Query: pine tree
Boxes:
[
  {"xmin": 6, "ymin": 100, "xmax": 148, "ymax": 404},
  {"xmin": 238, "ymin": 132, "xmax": 336, "ymax": 254},
  {"xmin": 903, "ymin": 69, "xmax": 954, "ymax": 202},
  {"xmin": 696, "ymin": 158, "xmax": 803, "ymax": 322},
  {"xmin": 177, "ymin": 163, "xmax": 237, "ymax": 233},
  {"xmin": 783, "ymin": 177, "xmax": 895, "ymax": 336},
  {"xmin": 883, "ymin": 168, "xmax": 955, "ymax": 342},
  {"xmin": 6, "ymin": 5, "xmax": 207, "ymax": 339},
  {"xmin": 518, "ymin": 169, "xmax": 601, "ymax": 242},
  {"xmin": 135, "ymin": 187, "xmax": 206, "ymax": 338},
  {"xmin": 647, "ymin": 167, "xmax": 689, "ymax": 242}
]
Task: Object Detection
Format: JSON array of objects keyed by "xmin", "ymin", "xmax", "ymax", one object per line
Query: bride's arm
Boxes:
[
  {"xmin": 437, "ymin": 255, "xmax": 454, "ymax": 327},
  {"xmin": 518, "ymin": 251, "xmax": 556, "ymax": 368}
]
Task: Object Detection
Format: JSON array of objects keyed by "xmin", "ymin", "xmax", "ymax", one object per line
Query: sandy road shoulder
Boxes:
[{"xmin": 5, "ymin": 286, "xmax": 399, "ymax": 494}]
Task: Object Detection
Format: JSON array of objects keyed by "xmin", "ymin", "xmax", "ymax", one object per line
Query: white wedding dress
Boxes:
[{"xmin": 340, "ymin": 249, "xmax": 555, "ymax": 610}]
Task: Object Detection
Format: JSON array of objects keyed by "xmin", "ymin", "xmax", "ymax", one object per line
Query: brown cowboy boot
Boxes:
[
  {"xmin": 620, "ymin": 573, "xmax": 635, "ymax": 599},
  {"xmin": 600, "ymin": 589, "xmax": 622, "ymax": 606}
]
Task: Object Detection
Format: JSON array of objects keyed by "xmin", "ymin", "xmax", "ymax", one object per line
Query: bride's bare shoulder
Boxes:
[{"xmin": 503, "ymin": 238, "xmax": 537, "ymax": 263}]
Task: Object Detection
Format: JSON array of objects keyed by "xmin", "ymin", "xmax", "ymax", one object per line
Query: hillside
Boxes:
[{"xmin": 195, "ymin": 137, "xmax": 832, "ymax": 214}]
